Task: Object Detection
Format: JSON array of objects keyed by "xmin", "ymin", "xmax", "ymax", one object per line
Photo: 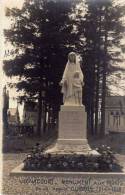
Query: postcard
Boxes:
[{"xmin": 1, "ymin": 0, "xmax": 125, "ymax": 194}]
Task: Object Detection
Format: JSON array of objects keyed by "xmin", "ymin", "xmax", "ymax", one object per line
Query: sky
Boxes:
[{"xmin": 0, "ymin": 0, "xmax": 24, "ymax": 120}]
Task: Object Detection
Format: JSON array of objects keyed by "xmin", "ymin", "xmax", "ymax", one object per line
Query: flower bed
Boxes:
[{"xmin": 23, "ymin": 143, "xmax": 122, "ymax": 172}]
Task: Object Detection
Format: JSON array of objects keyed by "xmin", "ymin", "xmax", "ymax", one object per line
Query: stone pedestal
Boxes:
[{"xmin": 46, "ymin": 105, "xmax": 92, "ymax": 154}]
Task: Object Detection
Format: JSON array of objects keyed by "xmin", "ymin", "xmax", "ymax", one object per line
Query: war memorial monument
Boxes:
[
  {"xmin": 46, "ymin": 52, "xmax": 94, "ymax": 155},
  {"xmin": 11, "ymin": 52, "xmax": 125, "ymax": 195}
]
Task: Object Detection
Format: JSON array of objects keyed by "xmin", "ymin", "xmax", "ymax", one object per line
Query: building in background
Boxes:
[
  {"xmin": 7, "ymin": 107, "xmax": 20, "ymax": 125},
  {"xmin": 7, "ymin": 106, "xmax": 20, "ymax": 135},
  {"xmin": 22, "ymin": 101, "xmax": 38, "ymax": 134},
  {"xmin": 105, "ymin": 96, "xmax": 125, "ymax": 134}
]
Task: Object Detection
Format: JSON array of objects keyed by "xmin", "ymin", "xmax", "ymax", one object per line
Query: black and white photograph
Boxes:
[{"xmin": 1, "ymin": 0, "xmax": 125, "ymax": 194}]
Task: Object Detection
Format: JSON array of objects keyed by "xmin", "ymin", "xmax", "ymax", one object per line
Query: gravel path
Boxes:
[
  {"xmin": 2, "ymin": 153, "xmax": 26, "ymax": 195},
  {"xmin": 2, "ymin": 152, "xmax": 125, "ymax": 195}
]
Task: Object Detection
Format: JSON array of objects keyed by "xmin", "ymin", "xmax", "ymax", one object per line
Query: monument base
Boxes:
[
  {"xmin": 45, "ymin": 105, "xmax": 99, "ymax": 156},
  {"xmin": 10, "ymin": 163, "xmax": 125, "ymax": 195},
  {"xmin": 45, "ymin": 141, "xmax": 99, "ymax": 155},
  {"xmin": 45, "ymin": 139, "xmax": 92, "ymax": 155}
]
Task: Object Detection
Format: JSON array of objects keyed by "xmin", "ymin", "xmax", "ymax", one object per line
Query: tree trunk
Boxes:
[
  {"xmin": 100, "ymin": 68, "xmax": 107, "ymax": 136},
  {"xmin": 100, "ymin": 6, "xmax": 108, "ymax": 136},
  {"xmin": 90, "ymin": 100, "xmax": 95, "ymax": 135},
  {"xmin": 91, "ymin": 64, "xmax": 96, "ymax": 135},
  {"xmin": 95, "ymin": 13, "xmax": 102, "ymax": 135},
  {"xmin": 36, "ymin": 89, "xmax": 42, "ymax": 136},
  {"xmin": 95, "ymin": 66, "xmax": 100, "ymax": 135},
  {"xmin": 43, "ymin": 103, "xmax": 47, "ymax": 133}
]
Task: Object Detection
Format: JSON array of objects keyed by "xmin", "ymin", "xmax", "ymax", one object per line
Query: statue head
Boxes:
[{"xmin": 68, "ymin": 52, "xmax": 76, "ymax": 64}]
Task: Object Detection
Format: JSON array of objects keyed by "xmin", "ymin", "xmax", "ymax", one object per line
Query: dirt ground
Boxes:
[
  {"xmin": 2, "ymin": 152, "xmax": 125, "ymax": 195},
  {"xmin": 2, "ymin": 135, "xmax": 125, "ymax": 195}
]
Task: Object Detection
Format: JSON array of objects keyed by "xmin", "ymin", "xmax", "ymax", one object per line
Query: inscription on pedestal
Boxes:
[
  {"xmin": 45, "ymin": 105, "xmax": 91, "ymax": 153},
  {"xmin": 59, "ymin": 106, "xmax": 87, "ymax": 139},
  {"xmin": 61, "ymin": 111, "xmax": 83, "ymax": 123},
  {"xmin": 14, "ymin": 173, "xmax": 125, "ymax": 195}
]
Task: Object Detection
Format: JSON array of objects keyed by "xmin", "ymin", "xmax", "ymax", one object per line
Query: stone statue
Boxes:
[{"xmin": 60, "ymin": 52, "xmax": 84, "ymax": 106}]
